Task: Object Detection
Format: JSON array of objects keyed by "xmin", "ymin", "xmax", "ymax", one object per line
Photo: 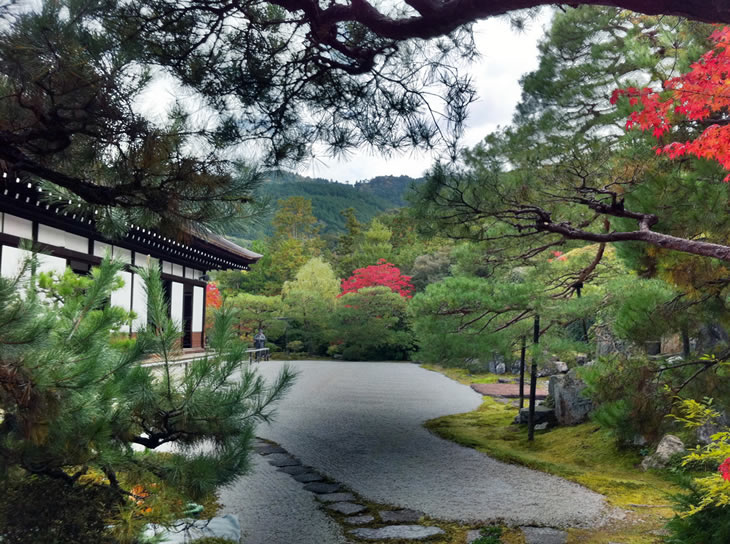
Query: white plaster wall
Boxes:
[
  {"xmin": 131, "ymin": 273, "xmax": 148, "ymax": 332},
  {"xmin": 134, "ymin": 252, "xmax": 150, "ymax": 267},
  {"xmin": 0, "ymin": 245, "xmax": 32, "ymax": 279},
  {"xmin": 172, "ymin": 263, "xmax": 183, "ymax": 277},
  {"xmin": 111, "ymin": 270, "xmax": 133, "ymax": 332},
  {"xmin": 113, "ymin": 246, "xmax": 132, "ymax": 264},
  {"xmin": 37, "ymin": 253, "xmax": 67, "ymax": 276},
  {"xmin": 3, "ymin": 214, "xmax": 32, "ymax": 239},
  {"xmin": 94, "ymin": 241, "xmax": 111, "ymax": 258},
  {"xmin": 161, "ymin": 261, "xmax": 172, "ymax": 274},
  {"xmin": 38, "ymin": 224, "xmax": 88, "ymax": 253},
  {"xmin": 170, "ymin": 282, "xmax": 184, "ymax": 330},
  {"xmin": 192, "ymin": 286, "xmax": 204, "ymax": 332}
]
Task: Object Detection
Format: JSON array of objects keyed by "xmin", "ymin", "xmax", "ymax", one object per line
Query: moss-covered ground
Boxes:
[{"xmin": 424, "ymin": 381, "xmax": 681, "ymax": 543}]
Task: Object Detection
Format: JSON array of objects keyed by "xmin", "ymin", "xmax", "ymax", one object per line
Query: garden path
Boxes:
[{"xmin": 220, "ymin": 360, "xmax": 612, "ymax": 542}]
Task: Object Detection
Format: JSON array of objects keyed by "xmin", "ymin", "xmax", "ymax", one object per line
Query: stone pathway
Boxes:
[
  {"xmin": 471, "ymin": 382, "xmax": 548, "ymax": 399},
  {"xmin": 253, "ymin": 437, "xmax": 448, "ymax": 541}
]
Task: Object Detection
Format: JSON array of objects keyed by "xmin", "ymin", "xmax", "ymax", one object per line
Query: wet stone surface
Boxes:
[
  {"xmin": 254, "ymin": 444, "xmax": 286, "ymax": 455},
  {"xmin": 521, "ymin": 526, "xmax": 568, "ymax": 544},
  {"xmin": 277, "ymin": 465, "xmax": 311, "ymax": 475},
  {"xmin": 327, "ymin": 502, "xmax": 368, "ymax": 515},
  {"xmin": 349, "ymin": 525, "xmax": 445, "ymax": 540},
  {"xmin": 316, "ymin": 492, "xmax": 357, "ymax": 503},
  {"xmin": 344, "ymin": 515, "xmax": 375, "ymax": 525},
  {"xmin": 379, "ymin": 509, "xmax": 422, "ymax": 523},
  {"xmin": 293, "ymin": 472, "xmax": 324, "ymax": 483},
  {"xmin": 303, "ymin": 482, "xmax": 342, "ymax": 494},
  {"xmin": 266, "ymin": 453, "xmax": 302, "ymax": 467}
]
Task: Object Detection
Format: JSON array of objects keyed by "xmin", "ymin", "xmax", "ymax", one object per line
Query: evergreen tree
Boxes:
[{"xmin": 0, "ymin": 258, "xmax": 294, "ymax": 537}]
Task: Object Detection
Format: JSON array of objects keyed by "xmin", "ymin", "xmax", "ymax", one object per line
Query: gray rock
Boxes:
[
  {"xmin": 495, "ymin": 362, "xmax": 506, "ymax": 375},
  {"xmin": 303, "ymin": 482, "xmax": 341, "ymax": 494},
  {"xmin": 521, "ymin": 526, "xmax": 567, "ymax": 544},
  {"xmin": 316, "ymin": 492, "xmax": 357, "ymax": 503},
  {"xmin": 641, "ymin": 434, "xmax": 685, "ymax": 470},
  {"xmin": 549, "ymin": 368, "xmax": 593, "ymax": 425},
  {"xmin": 379, "ymin": 509, "xmax": 422, "ymax": 523},
  {"xmin": 537, "ymin": 360, "xmax": 569, "ymax": 377},
  {"xmin": 144, "ymin": 515, "xmax": 241, "ymax": 543},
  {"xmin": 511, "ymin": 361, "xmax": 523, "ymax": 375},
  {"xmin": 267, "ymin": 454, "xmax": 302, "ymax": 467},
  {"xmin": 277, "ymin": 465, "xmax": 311, "ymax": 475},
  {"xmin": 344, "ymin": 515, "xmax": 375, "ymax": 525},
  {"xmin": 575, "ymin": 354, "xmax": 588, "ymax": 366},
  {"xmin": 515, "ymin": 405, "xmax": 557, "ymax": 426},
  {"xmin": 293, "ymin": 472, "xmax": 323, "ymax": 483},
  {"xmin": 696, "ymin": 410, "xmax": 728, "ymax": 445},
  {"xmin": 534, "ymin": 422, "xmax": 549, "ymax": 431},
  {"xmin": 327, "ymin": 502, "xmax": 367, "ymax": 515},
  {"xmin": 349, "ymin": 525, "xmax": 445, "ymax": 540},
  {"xmin": 254, "ymin": 444, "xmax": 286, "ymax": 455}
]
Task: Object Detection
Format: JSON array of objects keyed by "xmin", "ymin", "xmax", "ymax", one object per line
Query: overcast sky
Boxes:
[
  {"xmin": 299, "ymin": 12, "xmax": 553, "ymax": 183},
  {"xmin": 136, "ymin": 11, "xmax": 553, "ymax": 184}
]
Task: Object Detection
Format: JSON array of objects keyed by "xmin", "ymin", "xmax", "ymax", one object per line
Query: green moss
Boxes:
[
  {"xmin": 421, "ymin": 364, "xmax": 501, "ymax": 385},
  {"xmin": 426, "ymin": 397, "xmax": 678, "ymax": 509}
]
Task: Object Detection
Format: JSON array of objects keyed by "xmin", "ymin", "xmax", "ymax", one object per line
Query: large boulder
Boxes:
[
  {"xmin": 549, "ymin": 368, "xmax": 593, "ymax": 425},
  {"xmin": 537, "ymin": 360, "xmax": 569, "ymax": 377},
  {"xmin": 515, "ymin": 405, "xmax": 557, "ymax": 426},
  {"xmin": 641, "ymin": 435, "xmax": 685, "ymax": 471}
]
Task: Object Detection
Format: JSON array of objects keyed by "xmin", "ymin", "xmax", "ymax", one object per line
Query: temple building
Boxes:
[{"xmin": 0, "ymin": 172, "xmax": 261, "ymax": 350}]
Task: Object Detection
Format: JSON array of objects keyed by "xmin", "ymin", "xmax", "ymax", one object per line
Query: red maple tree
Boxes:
[
  {"xmin": 613, "ymin": 27, "xmax": 730, "ymax": 180},
  {"xmin": 339, "ymin": 259, "xmax": 415, "ymax": 298},
  {"xmin": 206, "ymin": 282, "xmax": 223, "ymax": 309}
]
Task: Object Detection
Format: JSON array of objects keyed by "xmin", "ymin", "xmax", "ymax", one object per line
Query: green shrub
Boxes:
[
  {"xmin": 666, "ymin": 487, "xmax": 730, "ymax": 543},
  {"xmin": 0, "ymin": 475, "xmax": 119, "ymax": 544},
  {"xmin": 579, "ymin": 357, "xmax": 671, "ymax": 444},
  {"xmin": 287, "ymin": 340, "xmax": 304, "ymax": 352}
]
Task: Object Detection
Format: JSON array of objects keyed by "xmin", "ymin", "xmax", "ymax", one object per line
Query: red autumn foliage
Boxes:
[
  {"xmin": 614, "ymin": 27, "xmax": 730, "ymax": 180},
  {"xmin": 339, "ymin": 259, "xmax": 415, "ymax": 298},
  {"xmin": 206, "ymin": 282, "xmax": 222, "ymax": 309},
  {"xmin": 719, "ymin": 458, "xmax": 730, "ymax": 481},
  {"xmin": 547, "ymin": 250, "xmax": 567, "ymax": 263}
]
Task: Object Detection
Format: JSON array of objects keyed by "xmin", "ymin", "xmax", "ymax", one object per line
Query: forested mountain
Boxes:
[{"xmin": 231, "ymin": 171, "xmax": 422, "ymax": 240}]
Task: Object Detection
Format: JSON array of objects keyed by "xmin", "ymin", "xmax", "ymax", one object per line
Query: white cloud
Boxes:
[{"xmin": 307, "ymin": 12, "xmax": 553, "ymax": 182}]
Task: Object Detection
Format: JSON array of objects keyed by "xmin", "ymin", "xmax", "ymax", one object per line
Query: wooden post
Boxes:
[
  {"xmin": 519, "ymin": 336, "xmax": 526, "ymax": 409},
  {"xmin": 528, "ymin": 315, "xmax": 540, "ymax": 442}
]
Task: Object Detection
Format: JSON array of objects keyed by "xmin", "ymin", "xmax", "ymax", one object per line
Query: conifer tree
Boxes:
[{"xmin": 0, "ymin": 257, "xmax": 294, "ymax": 535}]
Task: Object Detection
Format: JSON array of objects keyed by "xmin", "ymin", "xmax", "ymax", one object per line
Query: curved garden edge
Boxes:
[{"xmin": 421, "ymin": 364, "xmax": 680, "ymax": 544}]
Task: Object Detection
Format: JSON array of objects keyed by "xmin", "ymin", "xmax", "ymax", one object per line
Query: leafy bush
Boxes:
[
  {"xmin": 287, "ymin": 340, "xmax": 304, "ymax": 352},
  {"xmin": 330, "ymin": 287, "xmax": 415, "ymax": 360}
]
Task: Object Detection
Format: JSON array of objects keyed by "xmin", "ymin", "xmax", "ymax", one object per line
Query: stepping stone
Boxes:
[
  {"xmin": 344, "ymin": 515, "xmax": 374, "ymax": 525},
  {"xmin": 255, "ymin": 445, "xmax": 286, "ymax": 455},
  {"xmin": 520, "ymin": 527, "xmax": 567, "ymax": 544},
  {"xmin": 267, "ymin": 454, "xmax": 301, "ymax": 467},
  {"xmin": 293, "ymin": 472, "xmax": 323, "ymax": 483},
  {"xmin": 277, "ymin": 465, "xmax": 310, "ymax": 475},
  {"xmin": 303, "ymin": 482, "xmax": 341, "ymax": 494},
  {"xmin": 379, "ymin": 509, "xmax": 422, "ymax": 523},
  {"xmin": 315, "ymin": 492, "xmax": 357, "ymax": 503},
  {"xmin": 466, "ymin": 529, "xmax": 482, "ymax": 543},
  {"xmin": 327, "ymin": 502, "xmax": 367, "ymax": 515},
  {"xmin": 349, "ymin": 525, "xmax": 445, "ymax": 540}
]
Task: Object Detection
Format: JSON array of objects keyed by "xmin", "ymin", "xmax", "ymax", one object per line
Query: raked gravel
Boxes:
[{"xmin": 222, "ymin": 360, "xmax": 615, "ymax": 540}]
